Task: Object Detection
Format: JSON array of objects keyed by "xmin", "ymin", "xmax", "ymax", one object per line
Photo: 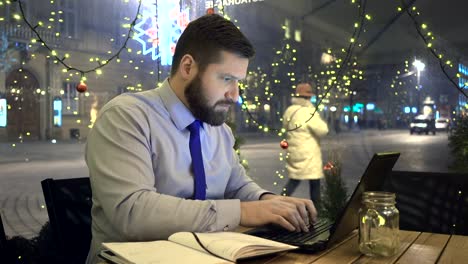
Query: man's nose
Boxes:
[{"xmin": 225, "ymin": 81, "xmax": 239, "ymax": 102}]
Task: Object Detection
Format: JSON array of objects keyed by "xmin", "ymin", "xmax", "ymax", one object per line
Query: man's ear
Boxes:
[{"xmin": 179, "ymin": 54, "xmax": 198, "ymax": 80}]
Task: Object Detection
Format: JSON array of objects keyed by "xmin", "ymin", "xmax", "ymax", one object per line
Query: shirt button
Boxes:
[{"xmin": 223, "ymin": 225, "xmax": 229, "ymax": 231}]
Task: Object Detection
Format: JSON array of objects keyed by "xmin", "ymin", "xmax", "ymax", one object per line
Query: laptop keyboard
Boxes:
[{"xmin": 246, "ymin": 218, "xmax": 333, "ymax": 246}]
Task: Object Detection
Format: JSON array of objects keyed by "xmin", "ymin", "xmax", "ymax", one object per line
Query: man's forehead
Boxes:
[{"xmin": 211, "ymin": 51, "xmax": 249, "ymax": 79}]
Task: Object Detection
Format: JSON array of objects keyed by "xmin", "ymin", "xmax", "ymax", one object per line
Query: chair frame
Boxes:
[
  {"xmin": 382, "ymin": 170, "xmax": 468, "ymax": 235},
  {"xmin": 0, "ymin": 214, "xmax": 8, "ymax": 260},
  {"xmin": 41, "ymin": 177, "xmax": 92, "ymax": 263}
]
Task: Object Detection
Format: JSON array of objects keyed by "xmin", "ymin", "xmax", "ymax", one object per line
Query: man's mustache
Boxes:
[{"xmin": 215, "ymin": 99, "xmax": 236, "ymax": 106}]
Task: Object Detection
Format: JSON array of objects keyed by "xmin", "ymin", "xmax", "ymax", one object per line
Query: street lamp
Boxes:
[
  {"xmin": 412, "ymin": 59, "xmax": 425, "ymax": 114},
  {"xmin": 413, "ymin": 59, "xmax": 425, "ymax": 90}
]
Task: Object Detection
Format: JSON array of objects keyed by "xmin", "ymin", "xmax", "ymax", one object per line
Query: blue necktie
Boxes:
[{"xmin": 187, "ymin": 120, "xmax": 206, "ymax": 200}]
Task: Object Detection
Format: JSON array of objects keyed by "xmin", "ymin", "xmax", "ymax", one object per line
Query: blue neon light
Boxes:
[
  {"xmin": 0, "ymin": 98, "xmax": 6, "ymax": 127},
  {"xmin": 311, "ymin": 95, "xmax": 317, "ymax": 103},
  {"xmin": 411, "ymin": 107, "xmax": 418, "ymax": 114},
  {"xmin": 404, "ymin": 106, "xmax": 410, "ymax": 114},
  {"xmin": 353, "ymin": 103, "xmax": 364, "ymax": 112},
  {"xmin": 134, "ymin": 1, "xmax": 189, "ymax": 65},
  {"xmin": 459, "ymin": 63, "xmax": 468, "ymax": 76},
  {"xmin": 459, "ymin": 77, "xmax": 468, "ymax": 88},
  {"xmin": 238, "ymin": 95, "xmax": 243, "ymax": 105}
]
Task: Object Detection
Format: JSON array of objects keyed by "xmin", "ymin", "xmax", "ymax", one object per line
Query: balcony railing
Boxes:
[{"xmin": 3, "ymin": 22, "xmax": 63, "ymax": 46}]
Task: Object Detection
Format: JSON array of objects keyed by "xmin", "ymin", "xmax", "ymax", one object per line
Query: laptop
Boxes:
[{"xmin": 246, "ymin": 152, "xmax": 400, "ymax": 253}]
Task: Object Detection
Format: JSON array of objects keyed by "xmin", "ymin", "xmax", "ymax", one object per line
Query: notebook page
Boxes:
[
  {"xmin": 103, "ymin": 240, "xmax": 230, "ymax": 264},
  {"xmin": 169, "ymin": 232, "xmax": 297, "ymax": 260}
]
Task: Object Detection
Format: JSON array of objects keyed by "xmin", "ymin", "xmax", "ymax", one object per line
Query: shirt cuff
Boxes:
[{"xmin": 214, "ymin": 199, "xmax": 241, "ymax": 232}]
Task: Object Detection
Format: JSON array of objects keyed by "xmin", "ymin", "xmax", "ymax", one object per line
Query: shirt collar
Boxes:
[{"xmin": 158, "ymin": 78, "xmax": 200, "ymax": 131}]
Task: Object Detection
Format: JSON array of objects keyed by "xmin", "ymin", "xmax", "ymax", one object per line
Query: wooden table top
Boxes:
[{"xmin": 240, "ymin": 230, "xmax": 468, "ymax": 264}]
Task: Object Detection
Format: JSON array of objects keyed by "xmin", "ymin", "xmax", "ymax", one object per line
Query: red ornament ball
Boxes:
[
  {"xmin": 280, "ymin": 140, "xmax": 289, "ymax": 149},
  {"xmin": 206, "ymin": 8, "xmax": 215, "ymax": 15},
  {"xmin": 76, "ymin": 82, "xmax": 88, "ymax": 93}
]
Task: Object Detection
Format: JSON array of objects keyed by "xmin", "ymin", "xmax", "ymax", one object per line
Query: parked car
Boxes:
[
  {"xmin": 435, "ymin": 118, "xmax": 450, "ymax": 132},
  {"xmin": 410, "ymin": 116, "xmax": 436, "ymax": 135}
]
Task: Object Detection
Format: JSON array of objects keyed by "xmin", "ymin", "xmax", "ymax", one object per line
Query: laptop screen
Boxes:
[{"xmin": 327, "ymin": 152, "xmax": 400, "ymax": 246}]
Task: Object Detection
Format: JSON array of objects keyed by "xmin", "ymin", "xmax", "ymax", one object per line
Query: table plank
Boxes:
[
  {"xmin": 240, "ymin": 252, "xmax": 289, "ymax": 264},
  {"xmin": 437, "ymin": 235, "xmax": 468, "ymax": 264},
  {"xmin": 255, "ymin": 231, "xmax": 358, "ymax": 264},
  {"xmin": 250, "ymin": 250, "xmax": 322, "ymax": 264},
  {"xmin": 239, "ymin": 228, "xmax": 463, "ymax": 264},
  {"xmin": 307, "ymin": 233, "xmax": 361, "ymax": 264},
  {"xmin": 396, "ymin": 232, "xmax": 450, "ymax": 264},
  {"xmin": 353, "ymin": 230, "xmax": 420, "ymax": 264}
]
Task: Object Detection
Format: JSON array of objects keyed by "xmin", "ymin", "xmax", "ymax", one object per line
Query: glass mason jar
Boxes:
[{"xmin": 359, "ymin": 191, "xmax": 400, "ymax": 257}]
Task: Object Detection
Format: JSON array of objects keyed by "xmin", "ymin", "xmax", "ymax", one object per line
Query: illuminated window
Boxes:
[
  {"xmin": 0, "ymin": 98, "xmax": 7, "ymax": 127},
  {"xmin": 57, "ymin": 0, "xmax": 77, "ymax": 38},
  {"xmin": 62, "ymin": 82, "xmax": 79, "ymax": 115},
  {"xmin": 53, "ymin": 97, "xmax": 62, "ymax": 127},
  {"xmin": 458, "ymin": 64, "xmax": 468, "ymax": 111}
]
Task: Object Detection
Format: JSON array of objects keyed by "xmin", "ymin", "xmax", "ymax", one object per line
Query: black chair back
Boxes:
[
  {"xmin": 41, "ymin": 177, "xmax": 92, "ymax": 263},
  {"xmin": 0, "ymin": 214, "xmax": 7, "ymax": 260},
  {"xmin": 382, "ymin": 171, "xmax": 468, "ymax": 235}
]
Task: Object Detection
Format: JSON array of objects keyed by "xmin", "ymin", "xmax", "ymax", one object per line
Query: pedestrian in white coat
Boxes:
[{"xmin": 281, "ymin": 83, "xmax": 329, "ymax": 206}]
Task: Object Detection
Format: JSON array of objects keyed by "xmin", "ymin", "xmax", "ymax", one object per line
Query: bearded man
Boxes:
[{"xmin": 85, "ymin": 14, "xmax": 316, "ymax": 264}]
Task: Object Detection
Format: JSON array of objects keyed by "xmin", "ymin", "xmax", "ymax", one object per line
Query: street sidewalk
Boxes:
[
  {"xmin": 0, "ymin": 129, "xmax": 405, "ymax": 164},
  {"xmin": 239, "ymin": 128, "xmax": 405, "ymax": 140},
  {"xmin": 0, "ymin": 140, "xmax": 86, "ymax": 164}
]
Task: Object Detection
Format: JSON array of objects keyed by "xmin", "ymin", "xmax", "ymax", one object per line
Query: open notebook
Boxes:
[{"xmin": 99, "ymin": 231, "xmax": 297, "ymax": 264}]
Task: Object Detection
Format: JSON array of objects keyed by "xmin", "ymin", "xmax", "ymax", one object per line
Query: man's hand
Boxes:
[{"xmin": 240, "ymin": 194, "xmax": 317, "ymax": 232}]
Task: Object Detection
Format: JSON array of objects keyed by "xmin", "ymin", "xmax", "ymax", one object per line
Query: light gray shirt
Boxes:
[{"xmin": 85, "ymin": 79, "xmax": 269, "ymax": 263}]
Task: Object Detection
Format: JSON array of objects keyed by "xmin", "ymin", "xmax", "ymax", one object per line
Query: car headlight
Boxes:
[{"xmin": 412, "ymin": 123, "xmax": 427, "ymax": 128}]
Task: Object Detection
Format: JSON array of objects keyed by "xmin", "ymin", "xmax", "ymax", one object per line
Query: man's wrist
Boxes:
[{"xmin": 259, "ymin": 192, "xmax": 276, "ymax": 200}]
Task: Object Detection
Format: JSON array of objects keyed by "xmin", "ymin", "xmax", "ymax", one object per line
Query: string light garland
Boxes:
[
  {"xmin": 239, "ymin": 0, "xmax": 369, "ymax": 135},
  {"xmin": 308, "ymin": 55, "xmax": 365, "ymax": 112},
  {"xmin": 390, "ymin": 60, "xmax": 412, "ymax": 101},
  {"xmin": 400, "ymin": 0, "xmax": 468, "ymax": 99},
  {"xmin": 376, "ymin": 60, "xmax": 414, "ymax": 125},
  {"xmin": 306, "ymin": 0, "xmax": 368, "ymax": 117},
  {"xmin": 13, "ymin": 0, "xmax": 143, "ymax": 89}
]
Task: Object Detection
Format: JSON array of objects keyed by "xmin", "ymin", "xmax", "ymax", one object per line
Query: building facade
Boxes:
[{"xmin": 0, "ymin": 0, "xmax": 196, "ymax": 141}]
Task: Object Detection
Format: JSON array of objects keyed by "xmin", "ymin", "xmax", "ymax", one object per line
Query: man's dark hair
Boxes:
[{"xmin": 170, "ymin": 14, "xmax": 255, "ymax": 76}]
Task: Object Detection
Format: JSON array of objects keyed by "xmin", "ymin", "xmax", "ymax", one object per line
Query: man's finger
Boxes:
[
  {"xmin": 296, "ymin": 213, "xmax": 309, "ymax": 232},
  {"xmin": 287, "ymin": 208, "xmax": 309, "ymax": 232},
  {"xmin": 297, "ymin": 203, "xmax": 309, "ymax": 225},
  {"xmin": 305, "ymin": 201, "xmax": 318, "ymax": 223},
  {"xmin": 274, "ymin": 215, "xmax": 295, "ymax": 232},
  {"xmin": 277, "ymin": 206, "xmax": 303, "ymax": 232}
]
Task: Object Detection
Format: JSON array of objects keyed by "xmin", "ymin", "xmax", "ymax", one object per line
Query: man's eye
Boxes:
[{"xmin": 223, "ymin": 77, "xmax": 232, "ymax": 82}]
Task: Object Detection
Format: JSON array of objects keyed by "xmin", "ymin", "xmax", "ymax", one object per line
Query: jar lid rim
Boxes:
[{"xmin": 363, "ymin": 191, "xmax": 395, "ymax": 196}]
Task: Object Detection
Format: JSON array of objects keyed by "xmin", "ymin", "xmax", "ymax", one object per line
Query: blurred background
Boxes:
[{"xmin": 0, "ymin": 0, "xmax": 467, "ymax": 239}]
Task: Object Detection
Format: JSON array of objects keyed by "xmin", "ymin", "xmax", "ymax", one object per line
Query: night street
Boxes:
[
  {"xmin": 0, "ymin": 129, "xmax": 452, "ymax": 239},
  {"xmin": 2, "ymin": 1, "xmax": 468, "ymax": 262}
]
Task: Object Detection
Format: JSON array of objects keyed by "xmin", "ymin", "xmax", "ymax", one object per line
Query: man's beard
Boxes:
[{"xmin": 185, "ymin": 74, "xmax": 235, "ymax": 126}]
